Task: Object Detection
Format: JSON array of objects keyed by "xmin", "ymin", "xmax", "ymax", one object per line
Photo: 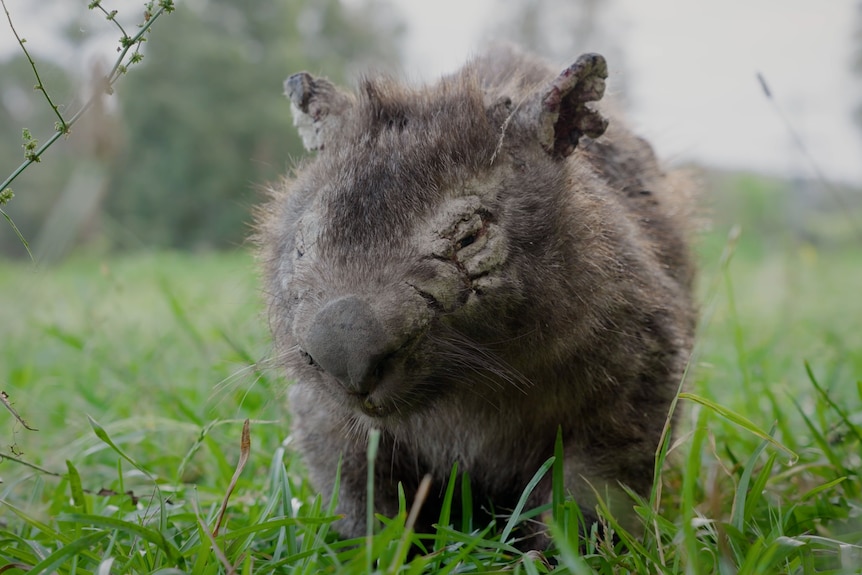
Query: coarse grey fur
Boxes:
[{"xmin": 256, "ymin": 47, "xmax": 697, "ymax": 547}]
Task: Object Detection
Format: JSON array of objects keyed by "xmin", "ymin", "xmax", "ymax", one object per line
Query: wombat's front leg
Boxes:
[
  {"xmin": 516, "ymin": 444, "xmax": 650, "ymax": 550},
  {"xmin": 560, "ymin": 440, "xmax": 656, "ymax": 538}
]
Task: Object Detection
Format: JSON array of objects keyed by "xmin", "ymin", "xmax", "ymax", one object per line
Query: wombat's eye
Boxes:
[
  {"xmin": 295, "ymin": 234, "xmax": 306, "ymax": 258},
  {"xmin": 455, "ymin": 233, "xmax": 478, "ymax": 251},
  {"xmin": 299, "ymin": 349, "xmax": 319, "ymax": 368}
]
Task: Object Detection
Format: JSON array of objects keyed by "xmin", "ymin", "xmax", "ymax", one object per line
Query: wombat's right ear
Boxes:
[
  {"xmin": 284, "ymin": 72, "xmax": 354, "ymax": 152},
  {"xmin": 530, "ymin": 53, "xmax": 609, "ymax": 159}
]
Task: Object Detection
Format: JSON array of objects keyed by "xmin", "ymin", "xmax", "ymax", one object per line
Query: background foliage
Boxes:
[
  {"xmin": 0, "ymin": 0, "xmax": 403, "ymax": 255},
  {"xmin": 104, "ymin": 0, "xmax": 402, "ymax": 249}
]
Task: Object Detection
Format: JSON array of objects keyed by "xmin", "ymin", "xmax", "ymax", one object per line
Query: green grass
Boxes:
[{"xmin": 1, "ymin": 174, "xmax": 861, "ymax": 573}]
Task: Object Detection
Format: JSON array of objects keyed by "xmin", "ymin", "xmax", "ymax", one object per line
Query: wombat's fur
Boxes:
[{"xmin": 257, "ymin": 48, "xmax": 696, "ymax": 546}]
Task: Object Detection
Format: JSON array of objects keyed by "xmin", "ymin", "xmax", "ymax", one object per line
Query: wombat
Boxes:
[{"xmin": 256, "ymin": 47, "xmax": 696, "ymax": 547}]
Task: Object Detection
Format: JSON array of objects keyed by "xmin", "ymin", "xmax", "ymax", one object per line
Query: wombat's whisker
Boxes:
[
  {"xmin": 211, "ymin": 363, "xmax": 258, "ymax": 393},
  {"xmin": 210, "ymin": 363, "xmax": 271, "ymax": 408},
  {"xmin": 429, "ymin": 329, "xmax": 534, "ymax": 393},
  {"xmin": 340, "ymin": 414, "xmax": 365, "ymax": 442}
]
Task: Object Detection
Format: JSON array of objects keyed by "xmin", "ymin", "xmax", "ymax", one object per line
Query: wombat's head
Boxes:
[{"xmin": 259, "ymin": 52, "xmax": 608, "ymax": 424}]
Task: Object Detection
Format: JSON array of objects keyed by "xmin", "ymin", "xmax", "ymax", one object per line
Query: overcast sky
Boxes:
[
  {"xmin": 393, "ymin": 0, "xmax": 862, "ymax": 185},
  {"xmin": 3, "ymin": 1, "xmax": 861, "ymax": 184}
]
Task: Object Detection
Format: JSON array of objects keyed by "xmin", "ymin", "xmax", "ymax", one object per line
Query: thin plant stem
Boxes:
[
  {"xmin": 757, "ymin": 72, "xmax": 862, "ymax": 242},
  {"xmin": 0, "ymin": 0, "xmax": 67, "ymax": 132},
  {"xmin": 0, "ymin": 3, "xmax": 174, "ymax": 195}
]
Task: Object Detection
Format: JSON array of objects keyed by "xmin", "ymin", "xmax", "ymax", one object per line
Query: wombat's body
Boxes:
[{"xmin": 257, "ymin": 48, "xmax": 696, "ymax": 545}]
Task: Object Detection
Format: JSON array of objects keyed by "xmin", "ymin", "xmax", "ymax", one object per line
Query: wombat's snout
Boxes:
[{"xmin": 301, "ymin": 295, "xmax": 392, "ymax": 395}]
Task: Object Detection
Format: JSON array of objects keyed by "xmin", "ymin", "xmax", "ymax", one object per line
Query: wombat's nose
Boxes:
[{"xmin": 302, "ymin": 295, "xmax": 390, "ymax": 394}]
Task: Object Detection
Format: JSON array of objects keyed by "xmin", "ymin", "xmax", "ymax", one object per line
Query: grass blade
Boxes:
[
  {"xmin": 731, "ymin": 431, "xmax": 772, "ymax": 531},
  {"xmin": 26, "ymin": 530, "xmax": 109, "ymax": 575},
  {"xmin": 805, "ymin": 361, "xmax": 862, "ymax": 444},
  {"xmin": 552, "ymin": 426, "xmax": 564, "ymax": 523},
  {"xmin": 436, "ymin": 462, "xmax": 458, "ymax": 552},
  {"xmin": 799, "ymin": 476, "xmax": 847, "ymax": 503},
  {"xmin": 366, "ymin": 428, "xmax": 381, "ymax": 573},
  {"xmin": 58, "ymin": 513, "xmax": 181, "ymax": 563},
  {"xmin": 461, "ymin": 471, "xmax": 473, "ymax": 534},
  {"xmin": 0, "ymin": 206, "xmax": 33, "ymax": 260},
  {"xmin": 500, "ymin": 456, "xmax": 554, "ymax": 544},
  {"xmin": 683, "ymin": 408, "xmax": 708, "ymax": 575},
  {"xmin": 680, "ymin": 393, "xmax": 798, "ymax": 463},
  {"xmin": 743, "ymin": 451, "xmax": 777, "ymax": 526}
]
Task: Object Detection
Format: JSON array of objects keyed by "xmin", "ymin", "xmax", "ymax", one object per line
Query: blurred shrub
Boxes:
[{"xmin": 104, "ymin": 0, "xmax": 404, "ymax": 249}]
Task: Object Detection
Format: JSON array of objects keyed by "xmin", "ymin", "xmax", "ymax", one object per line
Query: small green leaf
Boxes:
[
  {"xmin": 66, "ymin": 460, "xmax": 88, "ymax": 514},
  {"xmin": 87, "ymin": 415, "xmax": 153, "ymax": 479}
]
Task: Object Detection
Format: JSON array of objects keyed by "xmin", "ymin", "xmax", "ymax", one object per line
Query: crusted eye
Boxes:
[
  {"xmin": 429, "ymin": 199, "xmax": 495, "ymax": 261},
  {"xmin": 455, "ymin": 232, "xmax": 478, "ymax": 251},
  {"xmin": 451, "ymin": 212, "xmax": 488, "ymax": 254}
]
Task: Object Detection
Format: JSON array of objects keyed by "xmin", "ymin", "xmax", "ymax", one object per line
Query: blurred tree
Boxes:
[{"xmin": 105, "ymin": 0, "xmax": 404, "ymax": 249}]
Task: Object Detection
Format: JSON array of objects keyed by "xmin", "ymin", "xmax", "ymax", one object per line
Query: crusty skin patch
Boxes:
[
  {"xmin": 538, "ymin": 52, "xmax": 609, "ymax": 158},
  {"xmin": 256, "ymin": 46, "xmax": 697, "ymax": 547}
]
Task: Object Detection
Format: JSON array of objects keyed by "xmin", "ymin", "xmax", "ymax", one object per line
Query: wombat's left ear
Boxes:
[
  {"xmin": 284, "ymin": 72, "xmax": 354, "ymax": 152},
  {"xmin": 533, "ymin": 53, "xmax": 609, "ymax": 159}
]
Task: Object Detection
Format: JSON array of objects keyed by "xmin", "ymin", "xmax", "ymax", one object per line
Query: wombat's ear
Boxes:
[
  {"xmin": 533, "ymin": 53, "xmax": 609, "ymax": 159},
  {"xmin": 284, "ymin": 72, "xmax": 354, "ymax": 152}
]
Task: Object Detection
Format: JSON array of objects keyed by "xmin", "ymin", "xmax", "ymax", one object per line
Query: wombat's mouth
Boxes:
[
  {"xmin": 351, "ymin": 392, "xmax": 390, "ymax": 418},
  {"xmin": 341, "ymin": 350, "xmax": 431, "ymax": 420}
]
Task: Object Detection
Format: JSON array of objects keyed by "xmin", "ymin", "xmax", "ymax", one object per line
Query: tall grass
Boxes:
[{"xmin": 1, "ymin": 175, "xmax": 861, "ymax": 573}]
